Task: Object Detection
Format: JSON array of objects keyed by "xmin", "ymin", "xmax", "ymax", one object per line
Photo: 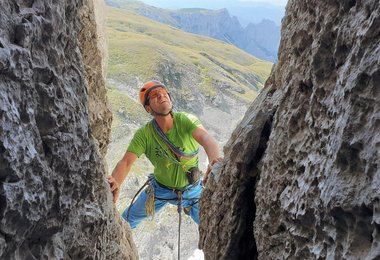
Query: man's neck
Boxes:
[{"xmin": 154, "ymin": 113, "xmax": 174, "ymax": 134}]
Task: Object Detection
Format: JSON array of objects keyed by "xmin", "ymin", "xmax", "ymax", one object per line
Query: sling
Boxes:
[{"xmin": 151, "ymin": 119, "xmax": 199, "ymax": 159}]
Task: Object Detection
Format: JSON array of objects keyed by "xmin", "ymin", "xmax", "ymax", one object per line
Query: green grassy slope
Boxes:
[{"xmin": 106, "ymin": 6, "xmax": 272, "ymax": 99}]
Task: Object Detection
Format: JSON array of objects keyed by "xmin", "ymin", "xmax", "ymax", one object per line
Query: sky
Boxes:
[
  {"xmin": 136, "ymin": 0, "xmax": 288, "ymax": 9},
  {"xmin": 238, "ymin": 0, "xmax": 287, "ymax": 6}
]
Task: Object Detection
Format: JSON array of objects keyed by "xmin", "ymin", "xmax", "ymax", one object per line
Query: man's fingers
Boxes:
[
  {"xmin": 110, "ymin": 181, "xmax": 119, "ymax": 192},
  {"xmin": 208, "ymin": 157, "xmax": 223, "ymax": 170},
  {"xmin": 111, "ymin": 184, "xmax": 118, "ymax": 192},
  {"xmin": 211, "ymin": 157, "xmax": 223, "ymax": 165},
  {"xmin": 107, "ymin": 176, "xmax": 119, "ymax": 191},
  {"xmin": 107, "ymin": 175, "xmax": 116, "ymax": 184},
  {"xmin": 204, "ymin": 157, "xmax": 223, "ymax": 185},
  {"xmin": 107, "ymin": 176, "xmax": 120, "ymax": 203}
]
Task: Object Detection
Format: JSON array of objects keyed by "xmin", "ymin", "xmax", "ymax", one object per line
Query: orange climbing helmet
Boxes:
[{"xmin": 139, "ymin": 80, "xmax": 169, "ymax": 106}]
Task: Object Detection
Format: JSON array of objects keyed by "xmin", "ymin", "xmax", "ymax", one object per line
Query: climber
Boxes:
[{"xmin": 107, "ymin": 80, "xmax": 223, "ymax": 228}]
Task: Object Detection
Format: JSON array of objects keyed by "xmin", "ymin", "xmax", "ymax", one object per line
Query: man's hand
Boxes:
[
  {"xmin": 107, "ymin": 175, "xmax": 120, "ymax": 203},
  {"xmin": 108, "ymin": 151, "xmax": 137, "ymax": 204},
  {"xmin": 203, "ymin": 157, "xmax": 223, "ymax": 184}
]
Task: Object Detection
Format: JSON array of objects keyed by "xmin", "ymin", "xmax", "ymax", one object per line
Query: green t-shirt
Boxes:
[{"xmin": 127, "ymin": 112, "xmax": 202, "ymax": 188}]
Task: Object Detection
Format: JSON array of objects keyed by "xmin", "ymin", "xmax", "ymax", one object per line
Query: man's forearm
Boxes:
[
  {"xmin": 203, "ymin": 136, "xmax": 221, "ymax": 164},
  {"xmin": 192, "ymin": 127, "xmax": 222, "ymax": 167},
  {"xmin": 112, "ymin": 160, "xmax": 131, "ymax": 186}
]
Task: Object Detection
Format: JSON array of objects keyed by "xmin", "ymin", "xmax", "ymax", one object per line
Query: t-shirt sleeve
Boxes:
[
  {"xmin": 182, "ymin": 112, "xmax": 203, "ymax": 133},
  {"xmin": 127, "ymin": 128, "xmax": 146, "ymax": 157}
]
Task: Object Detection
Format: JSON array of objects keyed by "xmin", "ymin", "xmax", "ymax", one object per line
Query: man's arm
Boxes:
[
  {"xmin": 192, "ymin": 127, "xmax": 223, "ymax": 183},
  {"xmin": 107, "ymin": 151, "xmax": 138, "ymax": 203}
]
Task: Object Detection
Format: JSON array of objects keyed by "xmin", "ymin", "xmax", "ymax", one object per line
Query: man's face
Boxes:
[{"xmin": 146, "ymin": 87, "xmax": 172, "ymax": 114}]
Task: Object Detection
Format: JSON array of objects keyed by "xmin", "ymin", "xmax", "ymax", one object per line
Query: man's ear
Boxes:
[{"xmin": 144, "ymin": 105, "xmax": 151, "ymax": 113}]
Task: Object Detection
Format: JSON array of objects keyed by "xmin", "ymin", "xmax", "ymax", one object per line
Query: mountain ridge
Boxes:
[{"xmin": 106, "ymin": 0, "xmax": 281, "ymax": 62}]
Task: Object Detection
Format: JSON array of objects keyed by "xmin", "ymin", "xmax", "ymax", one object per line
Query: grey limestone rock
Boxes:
[
  {"xmin": 199, "ymin": 0, "xmax": 380, "ymax": 259},
  {"xmin": 0, "ymin": 0, "xmax": 137, "ymax": 259}
]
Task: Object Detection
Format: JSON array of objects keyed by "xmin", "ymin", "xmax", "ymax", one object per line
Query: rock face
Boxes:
[
  {"xmin": 199, "ymin": 0, "xmax": 380, "ymax": 259},
  {"xmin": 78, "ymin": 0, "xmax": 112, "ymax": 158},
  {"xmin": 0, "ymin": 1, "xmax": 137, "ymax": 259}
]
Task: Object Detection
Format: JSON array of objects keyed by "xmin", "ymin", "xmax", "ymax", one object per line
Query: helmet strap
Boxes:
[{"xmin": 149, "ymin": 106, "xmax": 173, "ymax": 117}]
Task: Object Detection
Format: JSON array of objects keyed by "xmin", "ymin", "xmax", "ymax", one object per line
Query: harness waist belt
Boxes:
[{"xmin": 155, "ymin": 179, "xmax": 199, "ymax": 192}]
